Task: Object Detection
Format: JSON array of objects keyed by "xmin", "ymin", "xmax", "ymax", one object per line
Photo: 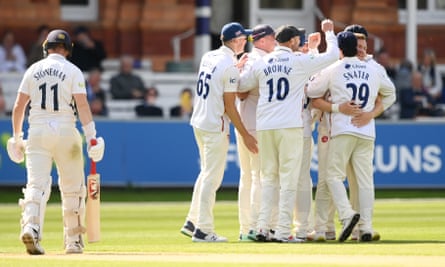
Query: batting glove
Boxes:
[
  {"xmin": 88, "ymin": 137, "xmax": 105, "ymax": 162},
  {"xmin": 7, "ymin": 133, "xmax": 25, "ymax": 164}
]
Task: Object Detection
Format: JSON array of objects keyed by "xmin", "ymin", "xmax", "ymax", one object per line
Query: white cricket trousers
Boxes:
[
  {"xmin": 186, "ymin": 127, "xmax": 229, "ymax": 234},
  {"xmin": 293, "ymin": 136, "xmax": 314, "ymax": 236},
  {"xmin": 326, "ymin": 134, "xmax": 375, "ymax": 232},
  {"xmin": 257, "ymin": 128, "xmax": 303, "ymax": 239},
  {"xmin": 23, "ymin": 121, "xmax": 86, "ymax": 242},
  {"xmin": 235, "ymin": 130, "xmax": 261, "ymax": 235},
  {"xmin": 313, "ymin": 130, "xmax": 336, "ymax": 233}
]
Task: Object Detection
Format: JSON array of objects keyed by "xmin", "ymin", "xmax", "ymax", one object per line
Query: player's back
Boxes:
[
  {"xmin": 255, "ymin": 48, "xmax": 305, "ymax": 131},
  {"xmin": 191, "ymin": 47, "xmax": 237, "ymax": 133},
  {"xmin": 328, "ymin": 57, "xmax": 381, "ymax": 138},
  {"xmin": 19, "ymin": 54, "xmax": 86, "ymax": 124}
]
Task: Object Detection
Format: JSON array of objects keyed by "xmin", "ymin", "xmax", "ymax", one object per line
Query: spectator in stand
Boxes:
[
  {"xmin": 135, "ymin": 86, "xmax": 164, "ymax": 117},
  {"xmin": 86, "ymin": 67, "xmax": 108, "ymax": 116},
  {"xmin": 395, "ymin": 59, "xmax": 414, "ymax": 92},
  {"xmin": 110, "ymin": 55, "xmax": 146, "ymax": 99},
  {"xmin": 400, "ymin": 70, "xmax": 443, "ymax": 118},
  {"xmin": 418, "ymin": 48, "xmax": 442, "ymax": 103},
  {"xmin": 0, "ymin": 30, "xmax": 27, "ymax": 73},
  {"xmin": 375, "ymin": 47, "xmax": 397, "ymax": 82},
  {"xmin": 27, "ymin": 25, "xmax": 50, "ymax": 67},
  {"xmin": 399, "ymin": 70, "xmax": 426, "ymax": 119},
  {"xmin": 70, "ymin": 25, "xmax": 107, "ymax": 72},
  {"xmin": 170, "ymin": 88, "xmax": 193, "ymax": 119}
]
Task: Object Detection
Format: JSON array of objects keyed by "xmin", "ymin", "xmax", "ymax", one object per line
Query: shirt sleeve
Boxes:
[
  {"xmin": 297, "ymin": 31, "xmax": 339, "ymax": 76},
  {"xmin": 72, "ymin": 67, "xmax": 87, "ymax": 94},
  {"xmin": 306, "ymin": 68, "xmax": 330, "ymax": 98},
  {"xmin": 223, "ymin": 65, "xmax": 240, "ymax": 93},
  {"xmin": 239, "ymin": 59, "xmax": 259, "ymax": 93}
]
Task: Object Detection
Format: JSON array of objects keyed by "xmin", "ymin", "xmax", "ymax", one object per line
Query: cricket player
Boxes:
[
  {"xmin": 306, "ymin": 31, "xmax": 396, "ymax": 242},
  {"xmin": 310, "ymin": 24, "xmax": 388, "ymax": 242},
  {"xmin": 292, "ymin": 31, "xmax": 328, "ymax": 240},
  {"xmin": 240, "ymin": 19, "xmax": 339, "ymax": 243},
  {"xmin": 180, "ymin": 22, "xmax": 258, "ymax": 242},
  {"xmin": 7, "ymin": 29, "xmax": 105, "ymax": 254},
  {"xmin": 236, "ymin": 24, "xmax": 276, "ymax": 242}
]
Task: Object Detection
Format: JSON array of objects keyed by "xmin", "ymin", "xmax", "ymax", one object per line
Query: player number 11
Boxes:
[{"xmin": 39, "ymin": 82, "xmax": 59, "ymax": 111}]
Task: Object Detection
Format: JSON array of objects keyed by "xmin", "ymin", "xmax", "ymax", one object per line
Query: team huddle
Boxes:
[{"xmin": 180, "ymin": 19, "xmax": 396, "ymax": 243}]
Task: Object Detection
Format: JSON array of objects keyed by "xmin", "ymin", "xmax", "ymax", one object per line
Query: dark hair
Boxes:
[{"xmin": 337, "ymin": 31, "xmax": 357, "ymax": 57}]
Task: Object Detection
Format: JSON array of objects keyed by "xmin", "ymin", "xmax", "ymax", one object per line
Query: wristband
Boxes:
[
  {"xmin": 82, "ymin": 121, "xmax": 97, "ymax": 141},
  {"xmin": 331, "ymin": 104, "xmax": 339, "ymax": 113}
]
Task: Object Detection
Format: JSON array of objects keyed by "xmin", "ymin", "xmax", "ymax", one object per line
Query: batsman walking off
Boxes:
[{"xmin": 7, "ymin": 29, "xmax": 105, "ymax": 254}]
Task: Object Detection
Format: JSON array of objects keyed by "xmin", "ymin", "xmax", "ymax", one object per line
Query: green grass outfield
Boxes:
[{"xmin": 0, "ymin": 189, "xmax": 444, "ymax": 267}]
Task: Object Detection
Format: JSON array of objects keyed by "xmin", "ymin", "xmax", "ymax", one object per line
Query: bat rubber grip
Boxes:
[{"xmin": 90, "ymin": 139, "xmax": 97, "ymax": 174}]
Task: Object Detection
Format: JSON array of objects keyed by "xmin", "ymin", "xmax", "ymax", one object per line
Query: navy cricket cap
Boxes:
[
  {"xmin": 275, "ymin": 25, "xmax": 302, "ymax": 43},
  {"xmin": 251, "ymin": 24, "xmax": 275, "ymax": 42},
  {"xmin": 337, "ymin": 31, "xmax": 357, "ymax": 57},
  {"xmin": 344, "ymin": 24, "xmax": 368, "ymax": 39},
  {"xmin": 220, "ymin": 22, "xmax": 252, "ymax": 42}
]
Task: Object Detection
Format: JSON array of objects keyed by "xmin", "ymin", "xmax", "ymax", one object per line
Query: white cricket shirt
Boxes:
[
  {"xmin": 18, "ymin": 53, "xmax": 86, "ymax": 124},
  {"xmin": 242, "ymin": 31, "xmax": 339, "ymax": 131},
  {"xmin": 190, "ymin": 45, "xmax": 239, "ymax": 133},
  {"xmin": 306, "ymin": 56, "xmax": 396, "ymax": 139}
]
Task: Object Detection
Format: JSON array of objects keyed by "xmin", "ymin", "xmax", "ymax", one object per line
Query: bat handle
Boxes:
[{"xmin": 90, "ymin": 139, "xmax": 97, "ymax": 175}]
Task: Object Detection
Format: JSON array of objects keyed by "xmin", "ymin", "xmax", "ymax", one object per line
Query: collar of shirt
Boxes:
[
  {"xmin": 252, "ymin": 47, "xmax": 269, "ymax": 57},
  {"xmin": 274, "ymin": 45, "xmax": 293, "ymax": 53},
  {"xmin": 219, "ymin": 45, "xmax": 238, "ymax": 61},
  {"xmin": 47, "ymin": 53, "xmax": 66, "ymax": 61}
]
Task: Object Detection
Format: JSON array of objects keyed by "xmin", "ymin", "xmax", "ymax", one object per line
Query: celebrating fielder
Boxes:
[
  {"xmin": 180, "ymin": 22, "xmax": 257, "ymax": 243},
  {"xmin": 306, "ymin": 31, "xmax": 396, "ymax": 242}
]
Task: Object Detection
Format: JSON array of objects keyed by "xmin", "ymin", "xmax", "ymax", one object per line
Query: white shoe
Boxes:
[
  {"xmin": 272, "ymin": 235, "xmax": 305, "ymax": 243},
  {"xmin": 351, "ymin": 228, "xmax": 359, "ymax": 241},
  {"xmin": 192, "ymin": 229, "xmax": 227, "ymax": 242},
  {"xmin": 20, "ymin": 226, "xmax": 45, "ymax": 255},
  {"xmin": 66, "ymin": 241, "xmax": 83, "ymax": 254},
  {"xmin": 326, "ymin": 231, "xmax": 336, "ymax": 240},
  {"xmin": 312, "ymin": 232, "xmax": 327, "ymax": 242},
  {"xmin": 339, "ymin": 213, "xmax": 360, "ymax": 242}
]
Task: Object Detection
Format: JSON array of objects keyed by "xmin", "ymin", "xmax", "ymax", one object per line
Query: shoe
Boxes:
[
  {"xmin": 309, "ymin": 231, "xmax": 327, "ymax": 242},
  {"xmin": 326, "ymin": 231, "xmax": 336, "ymax": 240},
  {"xmin": 192, "ymin": 228, "xmax": 227, "ymax": 242},
  {"xmin": 180, "ymin": 220, "xmax": 195, "ymax": 238},
  {"xmin": 271, "ymin": 235, "xmax": 305, "ymax": 243},
  {"xmin": 339, "ymin": 213, "xmax": 360, "ymax": 242},
  {"xmin": 239, "ymin": 233, "xmax": 253, "ymax": 242},
  {"xmin": 66, "ymin": 241, "xmax": 83, "ymax": 254},
  {"xmin": 295, "ymin": 231, "xmax": 307, "ymax": 241},
  {"xmin": 247, "ymin": 229, "xmax": 257, "ymax": 241},
  {"xmin": 20, "ymin": 226, "xmax": 45, "ymax": 255},
  {"xmin": 359, "ymin": 231, "xmax": 381, "ymax": 242},
  {"xmin": 350, "ymin": 228, "xmax": 359, "ymax": 241},
  {"xmin": 255, "ymin": 229, "xmax": 269, "ymax": 242}
]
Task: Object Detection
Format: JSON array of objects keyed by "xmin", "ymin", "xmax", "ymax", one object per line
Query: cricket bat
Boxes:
[{"xmin": 86, "ymin": 139, "xmax": 101, "ymax": 243}]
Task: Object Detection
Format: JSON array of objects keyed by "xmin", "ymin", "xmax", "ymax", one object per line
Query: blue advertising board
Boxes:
[{"xmin": 0, "ymin": 119, "xmax": 444, "ymax": 188}]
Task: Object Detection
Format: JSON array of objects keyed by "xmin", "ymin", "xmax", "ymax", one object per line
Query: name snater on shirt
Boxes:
[
  {"xmin": 342, "ymin": 63, "xmax": 369, "ymax": 81},
  {"xmin": 34, "ymin": 68, "xmax": 66, "ymax": 81}
]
